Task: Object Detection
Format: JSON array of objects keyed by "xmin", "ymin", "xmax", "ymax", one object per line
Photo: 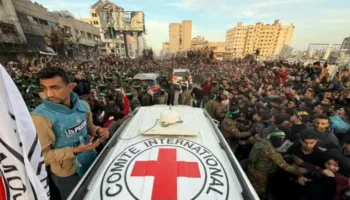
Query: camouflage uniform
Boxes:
[
  {"xmin": 220, "ymin": 118, "xmax": 237, "ymax": 139},
  {"xmin": 205, "ymin": 99, "xmax": 219, "ymax": 118},
  {"xmin": 212, "ymin": 102, "xmax": 228, "ymax": 123},
  {"xmin": 248, "ymin": 139, "xmax": 301, "ymax": 198},
  {"xmin": 157, "ymin": 92, "xmax": 168, "ymax": 104},
  {"xmin": 131, "ymin": 88, "xmax": 139, "ymax": 100},
  {"xmin": 220, "ymin": 118, "xmax": 241, "ymax": 149},
  {"xmin": 131, "ymin": 97, "xmax": 141, "ymax": 111},
  {"xmin": 210, "ymin": 84, "xmax": 220, "ymax": 98},
  {"xmin": 178, "ymin": 90, "xmax": 191, "ymax": 106}
]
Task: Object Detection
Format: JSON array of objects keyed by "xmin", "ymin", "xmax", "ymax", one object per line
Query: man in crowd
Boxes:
[
  {"xmin": 73, "ymin": 71, "xmax": 90, "ymax": 97},
  {"xmin": 178, "ymin": 83, "xmax": 191, "ymax": 106},
  {"xmin": 31, "ymin": 67, "xmax": 109, "ymax": 199},
  {"xmin": 288, "ymin": 109, "xmax": 311, "ymax": 142},
  {"xmin": 272, "ymin": 131, "xmax": 326, "ymax": 200},
  {"xmin": 201, "ymin": 76, "xmax": 212, "ymax": 107},
  {"xmin": 311, "ymin": 115, "xmax": 339, "ymax": 149}
]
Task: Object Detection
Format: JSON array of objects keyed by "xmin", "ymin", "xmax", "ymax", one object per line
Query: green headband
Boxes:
[
  {"xmin": 271, "ymin": 131, "xmax": 285, "ymax": 137},
  {"xmin": 225, "ymin": 109, "xmax": 240, "ymax": 118},
  {"xmin": 231, "ymin": 109, "xmax": 240, "ymax": 115}
]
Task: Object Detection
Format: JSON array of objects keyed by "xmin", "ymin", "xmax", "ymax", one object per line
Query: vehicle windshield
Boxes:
[
  {"xmin": 133, "ymin": 79, "xmax": 155, "ymax": 86},
  {"xmin": 174, "ymin": 71, "xmax": 190, "ymax": 78}
]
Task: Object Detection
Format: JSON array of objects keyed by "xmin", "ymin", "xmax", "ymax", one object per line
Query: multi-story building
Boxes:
[
  {"xmin": 160, "ymin": 42, "xmax": 170, "ymax": 56},
  {"xmin": 191, "ymin": 36, "xmax": 207, "ymax": 50},
  {"xmin": 226, "ymin": 20, "xmax": 294, "ymax": 58},
  {"xmin": 0, "ymin": 0, "xmax": 100, "ymax": 60},
  {"xmin": 57, "ymin": 15, "xmax": 100, "ymax": 58},
  {"xmin": 208, "ymin": 42, "xmax": 226, "ymax": 60},
  {"xmin": 82, "ymin": 0, "xmax": 147, "ymax": 58},
  {"xmin": 169, "ymin": 20, "xmax": 192, "ymax": 53},
  {"xmin": 0, "ymin": 0, "xmax": 27, "ymax": 60},
  {"xmin": 338, "ymin": 37, "xmax": 350, "ymax": 64}
]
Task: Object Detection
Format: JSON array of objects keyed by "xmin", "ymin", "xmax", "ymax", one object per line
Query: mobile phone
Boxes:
[
  {"xmin": 91, "ymin": 136, "xmax": 100, "ymax": 143},
  {"xmin": 115, "ymin": 88, "xmax": 121, "ymax": 92}
]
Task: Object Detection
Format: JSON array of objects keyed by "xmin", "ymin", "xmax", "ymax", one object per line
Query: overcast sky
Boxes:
[{"xmin": 36, "ymin": 0, "xmax": 350, "ymax": 54}]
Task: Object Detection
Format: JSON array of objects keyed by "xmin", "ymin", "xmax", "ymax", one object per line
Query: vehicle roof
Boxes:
[
  {"xmin": 173, "ymin": 69, "xmax": 190, "ymax": 72},
  {"xmin": 69, "ymin": 106, "xmax": 258, "ymax": 200},
  {"xmin": 133, "ymin": 73, "xmax": 160, "ymax": 80}
]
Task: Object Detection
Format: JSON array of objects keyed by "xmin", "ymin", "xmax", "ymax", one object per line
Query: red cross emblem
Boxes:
[{"xmin": 131, "ymin": 148, "xmax": 201, "ymax": 200}]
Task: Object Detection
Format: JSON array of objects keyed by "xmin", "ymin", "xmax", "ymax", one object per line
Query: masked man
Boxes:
[{"xmin": 247, "ymin": 130, "xmax": 307, "ymax": 199}]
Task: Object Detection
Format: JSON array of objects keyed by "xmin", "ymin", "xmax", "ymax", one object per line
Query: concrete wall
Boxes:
[{"xmin": 0, "ymin": 0, "xmax": 26, "ymax": 43}]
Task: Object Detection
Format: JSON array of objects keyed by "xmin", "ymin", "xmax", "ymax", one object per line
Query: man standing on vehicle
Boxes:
[{"xmin": 31, "ymin": 67, "xmax": 109, "ymax": 200}]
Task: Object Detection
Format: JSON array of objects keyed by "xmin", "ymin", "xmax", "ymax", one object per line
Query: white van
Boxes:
[
  {"xmin": 172, "ymin": 69, "xmax": 193, "ymax": 88},
  {"xmin": 68, "ymin": 105, "xmax": 259, "ymax": 200}
]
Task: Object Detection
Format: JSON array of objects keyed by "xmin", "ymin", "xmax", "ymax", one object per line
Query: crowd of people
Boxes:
[{"xmin": 2, "ymin": 52, "xmax": 350, "ymax": 200}]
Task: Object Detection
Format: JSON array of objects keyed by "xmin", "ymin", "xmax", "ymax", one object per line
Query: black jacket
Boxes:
[
  {"xmin": 73, "ymin": 79, "xmax": 90, "ymax": 96},
  {"xmin": 141, "ymin": 94, "xmax": 153, "ymax": 106}
]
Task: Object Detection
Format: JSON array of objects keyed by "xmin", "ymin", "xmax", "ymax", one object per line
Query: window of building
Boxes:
[
  {"xmin": 63, "ymin": 26, "xmax": 72, "ymax": 35},
  {"xmin": 0, "ymin": 0, "xmax": 2, "ymax": 5},
  {"xmin": 48, "ymin": 22, "xmax": 57, "ymax": 28},
  {"xmin": 27, "ymin": 16, "xmax": 39, "ymax": 26},
  {"xmin": 94, "ymin": 35, "xmax": 100, "ymax": 40},
  {"xmin": 87, "ymin": 33, "xmax": 92, "ymax": 39},
  {"xmin": 75, "ymin": 29, "xmax": 79, "ymax": 36},
  {"xmin": 81, "ymin": 31, "xmax": 85, "ymax": 38},
  {"xmin": 93, "ymin": 21, "xmax": 99, "ymax": 25},
  {"xmin": 92, "ymin": 13, "xmax": 97, "ymax": 17},
  {"xmin": 38, "ymin": 19, "xmax": 49, "ymax": 28},
  {"xmin": 0, "ymin": 22, "xmax": 17, "ymax": 35},
  {"xmin": 16, "ymin": 13, "xmax": 30, "ymax": 24}
]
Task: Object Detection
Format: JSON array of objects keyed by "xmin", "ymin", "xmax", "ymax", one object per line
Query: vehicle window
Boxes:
[
  {"xmin": 174, "ymin": 71, "xmax": 190, "ymax": 77},
  {"xmin": 133, "ymin": 79, "xmax": 155, "ymax": 86}
]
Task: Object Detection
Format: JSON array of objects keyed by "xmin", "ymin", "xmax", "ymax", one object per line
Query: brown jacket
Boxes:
[{"xmin": 31, "ymin": 102, "xmax": 100, "ymax": 177}]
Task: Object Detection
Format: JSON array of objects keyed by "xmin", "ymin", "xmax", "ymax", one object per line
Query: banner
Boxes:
[{"xmin": 0, "ymin": 64, "xmax": 49, "ymax": 200}]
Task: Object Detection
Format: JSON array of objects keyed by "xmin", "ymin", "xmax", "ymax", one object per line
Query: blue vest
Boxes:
[{"xmin": 32, "ymin": 93, "xmax": 96, "ymax": 177}]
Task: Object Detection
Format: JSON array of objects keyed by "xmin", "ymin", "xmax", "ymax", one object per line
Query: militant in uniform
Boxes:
[
  {"xmin": 247, "ymin": 131, "xmax": 307, "ymax": 199},
  {"xmin": 178, "ymin": 83, "xmax": 191, "ymax": 106}
]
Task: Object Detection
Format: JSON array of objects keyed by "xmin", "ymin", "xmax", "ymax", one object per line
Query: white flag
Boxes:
[{"xmin": 0, "ymin": 64, "xmax": 49, "ymax": 200}]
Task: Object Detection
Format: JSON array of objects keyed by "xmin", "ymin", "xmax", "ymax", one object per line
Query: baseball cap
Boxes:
[
  {"xmin": 294, "ymin": 109, "xmax": 311, "ymax": 122},
  {"xmin": 222, "ymin": 91, "xmax": 229, "ymax": 97}
]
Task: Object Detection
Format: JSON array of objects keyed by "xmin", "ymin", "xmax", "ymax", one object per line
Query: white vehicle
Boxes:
[
  {"xmin": 68, "ymin": 106, "xmax": 259, "ymax": 200},
  {"xmin": 133, "ymin": 73, "xmax": 161, "ymax": 93},
  {"xmin": 172, "ymin": 69, "xmax": 193, "ymax": 88}
]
